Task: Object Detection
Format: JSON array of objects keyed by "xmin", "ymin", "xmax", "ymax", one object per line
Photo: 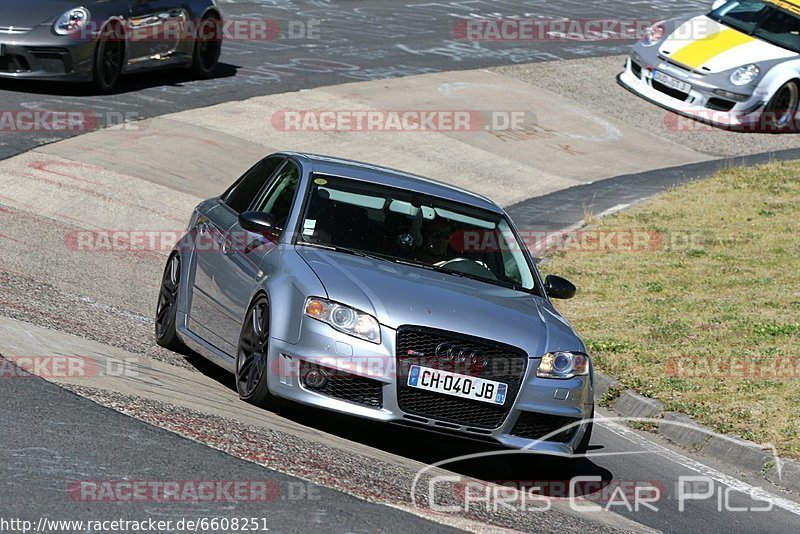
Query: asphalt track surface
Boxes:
[
  {"xmin": 2, "ymin": 0, "xmax": 800, "ymax": 533},
  {"xmin": 0, "ymin": 370, "xmax": 460, "ymax": 534},
  {"xmin": 0, "ymin": 0, "xmax": 712, "ymax": 160}
]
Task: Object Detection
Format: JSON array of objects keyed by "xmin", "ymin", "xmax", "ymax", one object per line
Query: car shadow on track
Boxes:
[
  {"xmin": 0, "ymin": 63, "xmax": 238, "ymax": 97},
  {"xmin": 183, "ymin": 352, "xmax": 613, "ymax": 497}
]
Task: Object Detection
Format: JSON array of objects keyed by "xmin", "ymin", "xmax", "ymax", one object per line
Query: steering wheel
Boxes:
[{"xmin": 438, "ymin": 257, "xmax": 498, "ymax": 280}]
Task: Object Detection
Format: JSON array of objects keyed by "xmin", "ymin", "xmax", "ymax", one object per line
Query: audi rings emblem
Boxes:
[{"xmin": 435, "ymin": 343, "xmax": 488, "ymax": 368}]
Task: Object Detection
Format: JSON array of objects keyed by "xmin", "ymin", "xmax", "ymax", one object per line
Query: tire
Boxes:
[
  {"xmin": 93, "ymin": 23, "xmax": 124, "ymax": 94},
  {"xmin": 191, "ymin": 14, "xmax": 222, "ymax": 79},
  {"xmin": 235, "ymin": 295, "xmax": 275, "ymax": 407},
  {"xmin": 155, "ymin": 253, "xmax": 187, "ymax": 352},
  {"xmin": 574, "ymin": 407, "xmax": 595, "ymax": 456},
  {"xmin": 762, "ymin": 81, "xmax": 800, "ymax": 132}
]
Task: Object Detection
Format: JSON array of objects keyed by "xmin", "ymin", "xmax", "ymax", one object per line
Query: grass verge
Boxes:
[{"xmin": 542, "ymin": 161, "xmax": 800, "ymax": 458}]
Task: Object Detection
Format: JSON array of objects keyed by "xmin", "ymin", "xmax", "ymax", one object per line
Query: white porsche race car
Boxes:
[{"xmin": 619, "ymin": 0, "xmax": 800, "ymax": 131}]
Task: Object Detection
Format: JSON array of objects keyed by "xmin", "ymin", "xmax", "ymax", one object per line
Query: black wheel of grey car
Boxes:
[
  {"xmin": 93, "ymin": 24, "xmax": 124, "ymax": 94},
  {"xmin": 191, "ymin": 14, "xmax": 222, "ymax": 78},
  {"xmin": 155, "ymin": 253, "xmax": 187, "ymax": 351},
  {"xmin": 574, "ymin": 407, "xmax": 594, "ymax": 457},
  {"xmin": 236, "ymin": 295, "xmax": 275, "ymax": 406},
  {"xmin": 763, "ymin": 81, "xmax": 799, "ymax": 131}
]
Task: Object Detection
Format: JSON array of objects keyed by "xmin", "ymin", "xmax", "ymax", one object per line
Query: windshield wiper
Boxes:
[
  {"xmin": 298, "ymin": 242, "xmax": 406, "ymax": 264},
  {"xmin": 423, "ymin": 262, "xmax": 523, "ymax": 291}
]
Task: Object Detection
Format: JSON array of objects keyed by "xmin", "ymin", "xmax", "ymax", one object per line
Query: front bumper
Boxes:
[
  {"xmin": 618, "ymin": 54, "xmax": 769, "ymax": 129},
  {"xmin": 0, "ymin": 29, "xmax": 95, "ymax": 81},
  {"xmin": 266, "ymin": 318, "xmax": 594, "ymax": 455}
]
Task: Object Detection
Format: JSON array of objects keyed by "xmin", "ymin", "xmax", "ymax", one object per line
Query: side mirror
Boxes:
[
  {"xmin": 239, "ymin": 211, "xmax": 277, "ymax": 236},
  {"xmin": 544, "ymin": 275, "xmax": 576, "ymax": 300},
  {"xmin": 711, "ymin": 0, "xmax": 726, "ymax": 10}
]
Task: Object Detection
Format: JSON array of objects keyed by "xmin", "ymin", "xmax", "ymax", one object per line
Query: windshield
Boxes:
[
  {"xmin": 710, "ymin": 0, "xmax": 800, "ymax": 52},
  {"xmin": 296, "ymin": 174, "xmax": 540, "ymax": 294}
]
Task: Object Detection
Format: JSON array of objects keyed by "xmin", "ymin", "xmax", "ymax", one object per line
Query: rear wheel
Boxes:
[
  {"xmin": 155, "ymin": 253, "xmax": 187, "ymax": 351},
  {"xmin": 93, "ymin": 24, "xmax": 124, "ymax": 93},
  {"xmin": 191, "ymin": 14, "xmax": 222, "ymax": 78},
  {"xmin": 235, "ymin": 295, "xmax": 275, "ymax": 407},
  {"xmin": 763, "ymin": 81, "xmax": 800, "ymax": 131}
]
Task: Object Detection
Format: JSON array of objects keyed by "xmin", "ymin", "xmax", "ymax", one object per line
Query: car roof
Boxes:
[{"xmin": 280, "ymin": 152, "xmax": 504, "ymax": 214}]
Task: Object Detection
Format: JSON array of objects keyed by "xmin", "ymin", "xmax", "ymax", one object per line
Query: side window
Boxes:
[
  {"xmin": 221, "ymin": 156, "xmax": 284, "ymax": 213},
  {"xmin": 252, "ymin": 162, "xmax": 301, "ymax": 232}
]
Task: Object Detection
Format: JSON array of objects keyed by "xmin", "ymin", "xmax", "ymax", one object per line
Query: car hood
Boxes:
[
  {"xmin": 659, "ymin": 15, "xmax": 797, "ymax": 73},
  {"xmin": 0, "ymin": 1, "xmax": 92, "ymax": 28},
  {"xmin": 296, "ymin": 247, "xmax": 584, "ymax": 356}
]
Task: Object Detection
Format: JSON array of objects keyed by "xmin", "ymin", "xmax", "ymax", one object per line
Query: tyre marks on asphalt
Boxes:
[{"xmin": 0, "ymin": 0, "xmax": 709, "ymax": 161}]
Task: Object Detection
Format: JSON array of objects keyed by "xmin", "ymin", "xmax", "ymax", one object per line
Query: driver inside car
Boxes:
[{"xmin": 415, "ymin": 217, "xmax": 453, "ymax": 266}]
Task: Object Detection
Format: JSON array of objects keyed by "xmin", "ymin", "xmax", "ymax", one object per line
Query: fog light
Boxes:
[
  {"xmin": 712, "ymin": 88, "xmax": 749, "ymax": 102},
  {"xmin": 301, "ymin": 364, "xmax": 328, "ymax": 389}
]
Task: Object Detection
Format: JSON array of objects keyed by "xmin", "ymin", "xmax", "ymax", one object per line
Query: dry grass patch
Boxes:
[{"xmin": 542, "ymin": 161, "xmax": 800, "ymax": 457}]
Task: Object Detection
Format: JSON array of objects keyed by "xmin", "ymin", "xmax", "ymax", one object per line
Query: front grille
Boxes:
[
  {"xmin": 631, "ymin": 60, "xmax": 642, "ymax": 79},
  {"xmin": 706, "ymin": 98, "xmax": 736, "ymax": 112},
  {"xmin": 396, "ymin": 326, "xmax": 528, "ymax": 429},
  {"xmin": 29, "ymin": 47, "xmax": 69, "ymax": 56},
  {"xmin": 0, "ymin": 55, "xmax": 30, "ymax": 73},
  {"xmin": 510, "ymin": 412, "xmax": 581, "ymax": 442},
  {"xmin": 652, "ymin": 80, "xmax": 689, "ymax": 102},
  {"xmin": 299, "ymin": 360, "xmax": 383, "ymax": 408},
  {"xmin": 29, "ymin": 48, "xmax": 70, "ymax": 74}
]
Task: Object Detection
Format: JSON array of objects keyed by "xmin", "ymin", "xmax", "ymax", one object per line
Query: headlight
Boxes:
[
  {"xmin": 536, "ymin": 351, "xmax": 589, "ymax": 379},
  {"xmin": 730, "ymin": 64, "xmax": 760, "ymax": 86},
  {"xmin": 304, "ymin": 298, "xmax": 381, "ymax": 343},
  {"xmin": 54, "ymin": 7, "xmax": 90, "ymax": 35},
  {"xmin": 641, "ymin": 22, "xmax": 665, "ymax": 47}
]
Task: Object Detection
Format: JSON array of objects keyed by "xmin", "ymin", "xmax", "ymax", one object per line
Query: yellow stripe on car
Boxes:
[
  {"xmin": 670, "ymin": 28, "xmax": 756, "ymax": 70},
  {"xmin": 766, "ymin": 0, "xmax": 800, "ymax": 16}
]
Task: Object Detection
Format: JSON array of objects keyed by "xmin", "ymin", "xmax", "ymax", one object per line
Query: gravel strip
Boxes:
[
  {"xmin": 0, "ymin": 270, "xmax": 191, "ymax": 370},
  {"xmin": 60, "ymin": 384, "xmax": 627, "ymax": 534},
  {"xmin": 492, "ymin": 56, "xmax": 800, "ymax": 158}
]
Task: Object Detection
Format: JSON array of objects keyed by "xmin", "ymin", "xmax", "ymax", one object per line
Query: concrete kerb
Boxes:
[
  {"xmin": 611, "ymin": 390, "xmax": 663, "ymax": 419},
  {"xmin": 593, "ymin": 373, "xmax": 799, "ymax": 494}
]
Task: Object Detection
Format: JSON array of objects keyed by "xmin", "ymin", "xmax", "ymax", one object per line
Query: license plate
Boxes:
[
  {"xmin": 407, "ymin": 365, "xmax": 508, "ymax": 405},
  {"xmin": 653, "ymin": 70, "xmax": 691, "ymax": 94}
]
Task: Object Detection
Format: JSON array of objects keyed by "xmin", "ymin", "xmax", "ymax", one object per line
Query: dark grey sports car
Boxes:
[{"xmin": 0, "ymin": 0, "xmax": 222, "ymax": 92}]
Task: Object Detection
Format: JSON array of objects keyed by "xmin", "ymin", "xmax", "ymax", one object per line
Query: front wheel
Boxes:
[
  {"xmin": 191, "ymin": 15, "xmax": 222, "ymax": 79},
  {"xmin": 93, "ymin": 24, "xmax": 124, "ymax": 93},
  {"xmin": 762, "ymin": 81, "xmax": 800, "ymax": 131},
  {"xmin": 155, "ymin": 253, "xmax": 187, "ymax": 352},
  {"xmin": 573, "ymin": 412, "xmax": 594, "ymax": 456},
  {"xmin": 235, "ymin": 295, "xmax": 275, "ymax": 407}
]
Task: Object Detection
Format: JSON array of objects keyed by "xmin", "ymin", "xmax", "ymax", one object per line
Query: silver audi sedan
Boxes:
[{"xmin": 156, "ymin": 152, "xmax": 595, "ymax": 456}]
